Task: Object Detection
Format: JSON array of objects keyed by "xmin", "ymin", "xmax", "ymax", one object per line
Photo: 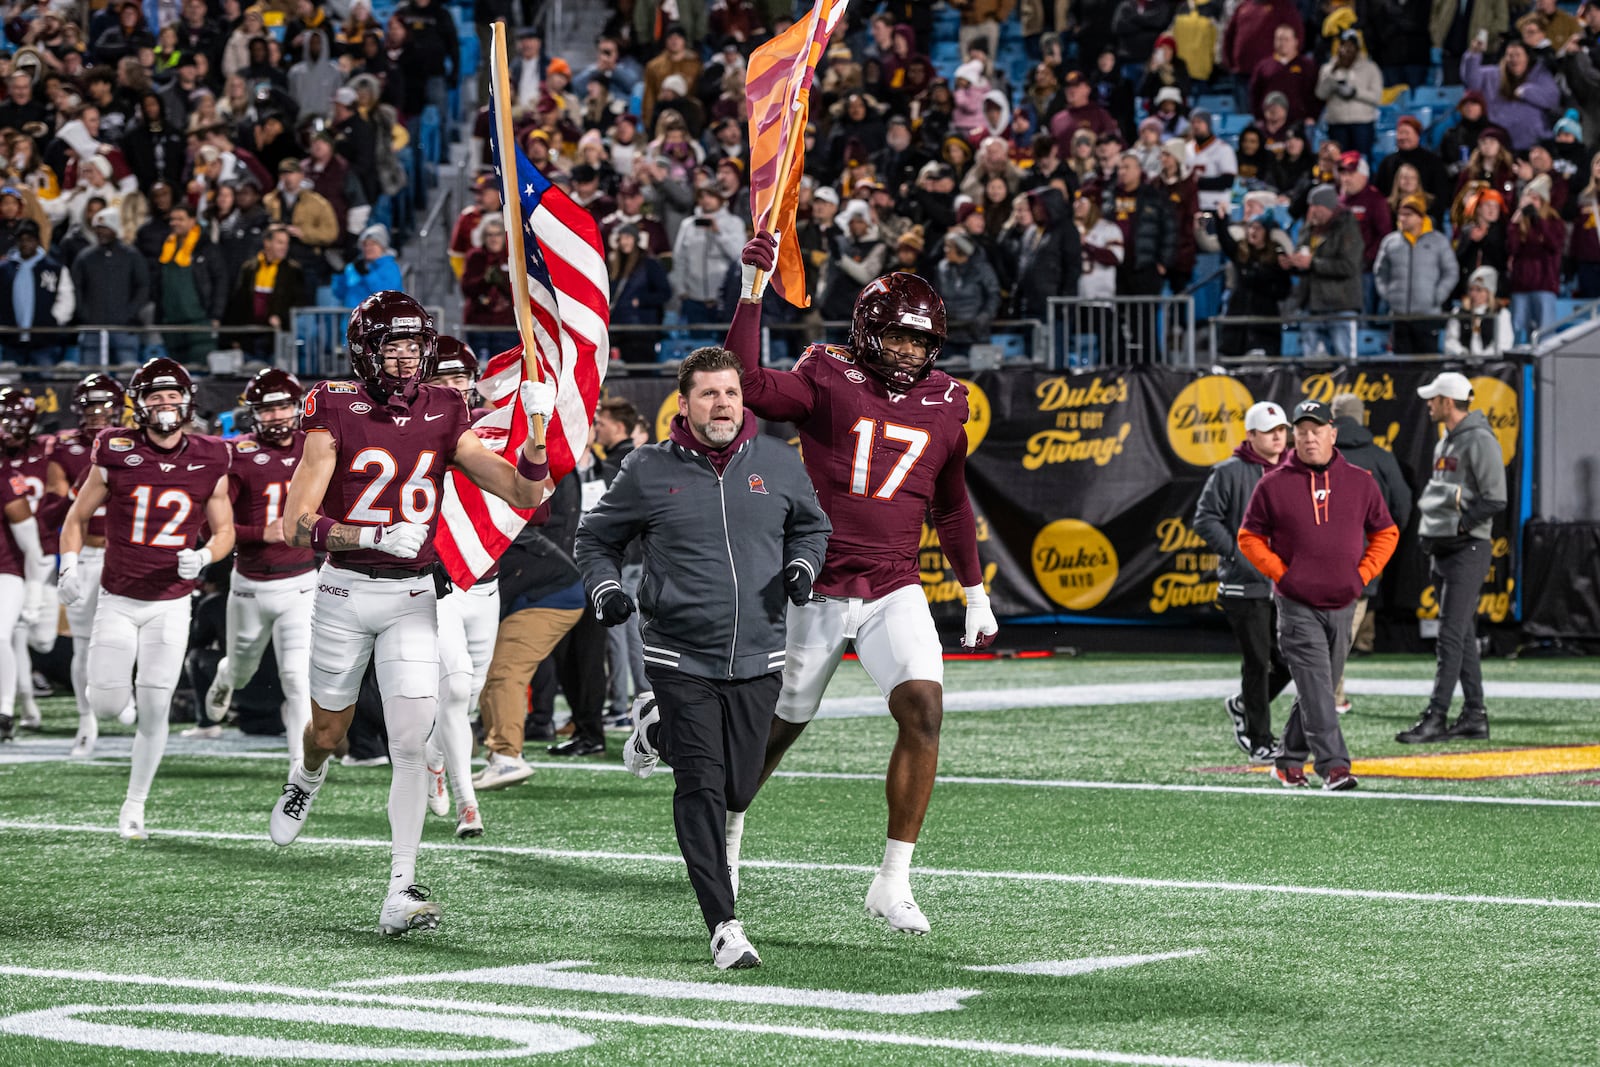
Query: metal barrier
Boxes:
[
  {"xmin": 290, "ymin": 306, "xmax": 444, "ymax": 378},
  {"xmin": 0, "ymin": 324, "xmax": 288, "ymax": 372},
  {"xmin": 1046, "ymin": 294, "xmax": 1197, "ymax": 369},
  {"xmin": 601, "ymin": 319, "xmax": 1048, "ymax": 371}
]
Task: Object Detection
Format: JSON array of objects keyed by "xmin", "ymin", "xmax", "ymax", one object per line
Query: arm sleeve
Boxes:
[
  {"xmin": 1460, "ymin": 434, "xmax": 1509, "ymax": 529},
  {"xmin": 723, "ymin": 298, "xmax": 817, "ymax": 423},
  {"xmin": 1192, "ymin": 467, "xmax": 1238, "ymax": 558},
  {"xmin": 1358, "ymin": 524, "xmax": 1399, "ymax": 585},
  {"xmin": 929, "ymin": 431, "xmax": 984, "ymax": 588},
  {"xmin": 9, "ymin": 517, "xmax": 46, "ymax": 583},
  {"xmin": 1236, "ymin": 528, "xmax": 1286, "ymax": 582},
  {"xmin": 572, "ymin": 452, "xmax": 648, "ymax": 595},
  {"xmin": 782, "ymin": 465, "xmax": 831, "ymax": 578},
  {"xmin": 1519, "ymin": 69, "xmax": 1561, "ymax": 111}
]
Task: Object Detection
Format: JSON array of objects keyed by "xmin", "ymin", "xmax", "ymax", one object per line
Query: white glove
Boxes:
[
  {"xmin": 19, "ymin": 581, "xmax": 41, "ymax": 626},
  {"xmin": 520, "ymin": 380, "xmax": 557, "ymax": 422},
  {"xmin": 176, "ymin": 547, "xmax": 213, "ymax": 580},
  {"xmin": 962, "ymin": 584, "xmax": 999, "ymax": 650},
  {"xmin": 58, "ymin": 562, "xmax": 82, "ymax": 608},
  {"xmin": 360, "ymin": 521, "xmax": 427, "ymax": 559}
]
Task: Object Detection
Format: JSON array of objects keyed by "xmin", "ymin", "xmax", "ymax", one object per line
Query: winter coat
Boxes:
[
  {"xmin": 1506, "ymin": 211, "xmax": 1566, "ymax": 294},
  {"xmin": 670, "ymin": 208, "xmax": 745, "ymax": 305},
  {"xmin": 1251, "ymin": 53, "xmax": 1321, "ymax": 124},
  {"xmin": 1002, "ymin": 187, "xmax": 1081, "ymax": 316},
  {"xmin": 1430, "ymin": 0, "xmax": 1508, "ymax": 52},
  {"xmin": 935, "ymin": 253, "xmax": 1001, "ymax": 343},
  {"xmin": 460, "ymin": 245, "xmax": 515, "ymax": 326},
  {"xmin": 1417, "ymin": 409, "xmax": 1507, "ymax": 544},
  {"xmin": 1341, "ymin": 183, "xmax": 1392, "ymax": 271},
  {"xmin": 149, "ymin": 233, "xmax": 227, "ymax": 322},
  {"xmin": 0, "ymin": 249, "xmax": 74, "ymax": 330},
  {"xmin": 1294, "ymin": 209, "xmax": 1364, "ymax": 312},
  {"xmin": 1188, "ymin": 136, "xmax": 1238, "ymax": 213},
  {"xmin": 288, "ymin": 30, "xmax": 344, "ymax": 119},
  {"xmin": 610, "ymin": 255, "xmax": 672, "ymax": 326},
  {"xmin": 1112, "ymin": 0, "xmax": 1178, "ymax": 63},
  {"xmin": 1078, "ymin": 218, "xmax": 1125, "ymax": 299},
  {"xmin": 1225, "ymin": 0, "xmax": 1304, "ymax": 77},
  {"xmin": 820, "ymin": 216, "xmax": 888, "ymax": 320},
  {"xmin": 1459, "ymin": 52, "xmax": 1560, "ymax": 151},
  {"xmin": 1374, "ymin": 226, "xmax": 1458, "ymax": 314},
  {"xmin": 1333, "ymin": 416, "xmax": 1414, "ymax": 595},
  {"xmin": 70, "ymin": 239, "xmax": 148, "ymax": 327},
  {"xmin": 1213, "ymin": 219, "xmax": 1293, "ymax": 315},
  {"xmin": 223, "ymin": 254, "xmax": 306, "ymax": 328},
  {"xmin": 1443, "ymin": 304, "xmax": 1514, "ymax": 358},
  {"xmin": 330, "ymin": 253, "xmax": 403, "ymax": 307},
  {"xmin": 1315, "ymin": 57, "xmax": 1384, "ymax": 126},
  {"xmin": 1105, "ymin": 180, "xmax": 1176, "ymax": 274},
  {"xmin": 214, "ymin": 204, "xmax": 272, "ymax": 292},
  {"xmin": 1194, "ymin": 440, "xmax": 1281, "ymax": 599}
]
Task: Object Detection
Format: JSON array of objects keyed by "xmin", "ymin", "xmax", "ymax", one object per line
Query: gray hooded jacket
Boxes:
[
  {"xmin": 289, "ymin": 30, "xmax": 343, "ymax": 119},
  {"xmin": 1416, "ymin": 409, "xmax": 1507, "ymax": 543}
]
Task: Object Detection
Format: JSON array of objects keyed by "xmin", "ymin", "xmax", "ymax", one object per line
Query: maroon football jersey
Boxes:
[
  {"xmin": 3, "ymin": 436, "xmax": 53, "ymax": 557},
  {"xmin": 228, "ymin": 430, "xmax": 315, "ymax": 580},
  {"xmin": 784, "ymin": 344, "xmax": 970, "ymax": 599},
  {"xmin": 301, "ymin": 380, "xmax": 470, "ymax": 573},
  {"xmin": 0, "ymin": 466, "xmax": 27, "ymax": 577},
  {"xmin": 93, "ymin": 428, "xmax": 231, "ymax": 601}
]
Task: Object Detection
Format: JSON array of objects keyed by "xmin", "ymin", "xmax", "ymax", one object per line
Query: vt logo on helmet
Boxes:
[
  {"xmin": 346, "ymin": 291, "xmax": 439, "ymax": 400},
  {"xmin": 848, "ymin": 273, "xmax": 947, "ymax": 392}
]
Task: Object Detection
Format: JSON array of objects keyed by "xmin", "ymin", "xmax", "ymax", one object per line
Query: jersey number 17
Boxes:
[{"xmin": 847, "ymin": 418, "xmax": 930, "ymax": 501}]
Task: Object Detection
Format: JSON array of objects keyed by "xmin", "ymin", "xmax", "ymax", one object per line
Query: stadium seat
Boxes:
[
  {"xmin": 994, "ymin": 333, "xmax": 1028, "ymax": 361},
  {"xmin": 1409, "ymin": 85, "xmax": 1464, "ymax": 111},
  {"xmin": 1554, "ymin": 297, "xmax": 1578, "ymax": 324},
  {"xmin": 628, "ymin": 83, "xmax": 644, "ymax": 118},
  {"xmin": 459, "ymin": 33, "xmax": 479, "ymax": 83},
  {"xmin": 1281, "ymin": 326, "xmax": 1302, "ymax": 357},
  {"xmin": 1214, "ymin": 113, "xmax": 1250, "ymax": 137},
  {"xmin": 1358, "ymin": 328, "xmax": 1389, "ymax": 356},
  {"xmin": 1194, "ymin": 93, "xmax": 1234, "ymax": 115},
  {"xmin": 656, "ymin": 338, "xmax": 699, "ymax": 363},
  {"xmin": 1373, "ymin": 129, "xmax": 1398, "ymax": 164}
]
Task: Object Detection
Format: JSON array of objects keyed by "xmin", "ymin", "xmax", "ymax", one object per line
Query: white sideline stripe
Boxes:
[
  {"xmin": 0, "ymin": 966, "xmax": 1302, "ymax": 1067},
  {"xmin": 966, "ymin": 951, "xmax": 1209, "ymax": 977},
  {"xmin": 1, "ymin": 819, "xmax": 1596, "ymax": 911},
  {"xmin": 12, "ymin": 744, "xmax": 1600, "ymax": 810}
]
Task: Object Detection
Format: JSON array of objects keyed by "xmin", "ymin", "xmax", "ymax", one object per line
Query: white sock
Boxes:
[
  {"xmin": 71, "ymin": 636, "xmax": 94, "ymax": 736},
  {"xmin": 296, "ymin": 758, "xmax": 327, "ymax": 787},
  {"xmin": 125, "ymin": 686, "xmax": 173, "ymax": 805},
  {"xmin": 435, "ymin": 671, "xmax": 478, "ymax": 811},
  {"xmin": 281, "ymin": 700, "xmax": 308, "ymax": 765},
  {"xmin": 385, "ymin": 695, "xmax": 436, "ymax": 892},
  {"xmin": 725, "ymin": 810, "xmax": 746, "ymax": 860},
  {"xmin": 879, "ymin": 838, "xmax": 915, "ymax": 884}
]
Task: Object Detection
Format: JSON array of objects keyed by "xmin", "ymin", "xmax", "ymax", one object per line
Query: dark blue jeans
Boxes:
[{"xmin": 1328, "ymin": 122, "xmax": 1376, "ymax": 162}]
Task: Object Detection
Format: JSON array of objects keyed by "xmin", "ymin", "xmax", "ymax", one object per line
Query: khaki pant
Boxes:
[
  {"xmin": 1333, "ymin": 597, "xmax": 1369, "ymax": 706},
  {"xmin": 479, "ymin": 607, "xmax": 583, "ymax": 758}
]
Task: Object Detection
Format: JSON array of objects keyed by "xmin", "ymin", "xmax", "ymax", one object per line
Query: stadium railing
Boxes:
[
  {"xmin": 0, "ymin": 324, "xmax": 288, "ymax": 373},
  {"xmin": 1046, "ymin": 294, "xmax": 1198, "ymax": 370}
]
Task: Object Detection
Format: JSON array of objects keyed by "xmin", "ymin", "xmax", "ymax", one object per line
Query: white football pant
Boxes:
[
  {"xmin": 217, "ymin": 570, "xmax": 315, "ymax": 762},
  {"xmin": 87, "ymin": 591, "xmax": 193, "ymax": 806},
  {"xmin": 432, "ymin": 580, "xmax": 499, "ymax": 813}
]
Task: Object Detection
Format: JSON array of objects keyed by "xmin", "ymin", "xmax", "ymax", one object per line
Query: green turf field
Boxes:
[{"xmin": 4, "ymin": 653, "xmax": 1600, "ymax": 1066}]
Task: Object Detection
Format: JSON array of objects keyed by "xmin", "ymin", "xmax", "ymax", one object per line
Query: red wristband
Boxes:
[
  {"xmin": 517, "ymin": 452, "xmax": 549, "ymax": 481},
  {"xmin": 309, "ymin": 515, "xmax": 336, "ymax": 550}
]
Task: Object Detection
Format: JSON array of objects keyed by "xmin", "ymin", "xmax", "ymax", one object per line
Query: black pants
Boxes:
[
  {"xmin": 1390, "ymin": 318, "xmax": 1441, "ymax": 356},
  {"xmin": 528, "ymin": 608, "xmax": 608, "ymax": 746},
  {"xmin": 647, "ymin": 666, "xmax": 781, "ymax": 934},
  {"xmin": 1428, "ymin": 539, "xmax": 1493, "ymax": 714},
  {"xmin": 1219, "ymin": 596, "xmax": 1293, "ymax": 743}
]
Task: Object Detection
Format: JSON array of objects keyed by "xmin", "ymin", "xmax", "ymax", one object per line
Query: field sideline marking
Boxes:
[
  {"xmin": 2, "ymin": 819, "xmax": 1598, "ymax": 911},
  {"xmin": 0, "ymin": 965, "xmax": 1303, "ymax": 1067}
]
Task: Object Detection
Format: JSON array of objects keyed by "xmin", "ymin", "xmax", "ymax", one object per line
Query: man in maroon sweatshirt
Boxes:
[{"xmin": 1238, "ymin": 400, "xmax": 1398, "ymax": 791}]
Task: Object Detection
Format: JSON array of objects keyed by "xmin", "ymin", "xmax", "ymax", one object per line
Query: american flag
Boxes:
[{"xmin": 434, "ymin": 44, "xmax": 609, "ymax": 588}]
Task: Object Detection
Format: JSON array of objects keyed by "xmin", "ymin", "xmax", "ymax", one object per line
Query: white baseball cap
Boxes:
[
  {"xmin": 1417, "ymin": 371, "xmax": 1473, "ymax": 401},
  {"xmin": 1244, "ymin": 401, "xmax": 1289, "ymax": 433}
]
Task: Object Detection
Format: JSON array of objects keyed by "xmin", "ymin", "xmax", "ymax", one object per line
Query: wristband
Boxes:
[
  {"xmin": 517, "ymin": 452, "xmax": 549, "ymax": 481},
  {"xmin": 309, "ymin": 515, "xmax": 337, "ymax": 550},
  {"xmin": 963, "ymin": 583, "xmax": 990, "ymax": 605},
  {"xmin": 358, "ymin": 525, "xmax": 381, "ymax": 549},
  {"xmin": 194, "ymin": 547, "xmax": 213, "ymax": 568}
]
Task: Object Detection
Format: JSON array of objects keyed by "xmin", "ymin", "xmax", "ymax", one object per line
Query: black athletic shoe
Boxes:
[
  {"xmin": 1447, "ymin": 710, "xmax": 1490, "ymax": 740},
  {"xmin": 547, "ymin": 738, "xmax": 605, "ymax": 757},
  {"xmin": 1396, "ymin": 710, "xmax": 1450, "ymax": 745},
  {"xmin": 0, "ymin": 712, "xmax": 12, "ymax": 742}
]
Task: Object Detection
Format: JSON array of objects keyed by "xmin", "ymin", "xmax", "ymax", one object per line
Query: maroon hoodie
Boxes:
[
  {"xmin": 668, "ymin": 410, "xmax": 758, "ymax": 475},
  {"xmin": 1239, "ymin": 447, "xmax": 1396, "ymax": 610}
]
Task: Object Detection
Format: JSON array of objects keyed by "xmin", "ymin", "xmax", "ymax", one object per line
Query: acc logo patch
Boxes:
[
  {"xmin": 108, "ymin": 437, "xmax": 134, "ymax": 452},
  {"xmin": 254, "ymin": 453, "xmax": 270, "ymax": 465},
  {"xmin": 350, "ymin": 402, "xmax": 373, "ymax": 415},
  {"xmin": 844, "ymin": 369, "xmax": 866, "ymax": 384},
  {"xmin": 124, "ymin": 453, "xmax": 144, "ymax": 466},
  {"xmin": 748, "ymin": 474, "xmax": 767, "ymax": 495},
  {"xmin": 235, "ymin": 440, "xmax": 259, "ymax": 453}
]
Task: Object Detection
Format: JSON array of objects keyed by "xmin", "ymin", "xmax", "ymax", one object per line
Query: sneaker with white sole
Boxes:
[
  {"xmin": 427, "ymin": 762, "xmax": 449, "ymax": 816},
  {"xmin": 865, "ymin": 875, "xmax": 931, "ymax": 935},
  {"xmin": 378, "ymin": 884, "xmax": 442, "ymax": 936},
  {"xmin": 710, "ymin": 919, "xmax": 760, "ymax": 969},
  {"xmin": 119, "ymin": 800, "xmax": 147, "ymax": 841},
  {"xmin": 18, "ymin": 703, "xmax": 41, "ymax": 730},
  {"xmin": 69, "ymin": 734, "xmax": 96, "ymax": 759},
  {"xmin": 270, "ymin": 763, "xmax": 324, "ymax": 846},
  {"xmin": 623, "ymin": 694, "xmax": 660, "ymax": 779},
  {"xmin": 205, "ymin": 667, "xmax": 233, "ymax": 724},
  {"xmin": 1335, "ymin": 700, "xmax": 1352, "ymax": 716},
  {"xmin": 455, "ymin": 804, "xmax": 484, "ymax": 838},
  {"xmin": 475, "ymin": 753, "xmax": 534, "ymax": 791},
  {"xmin": 1247, "ymin": 737, "xmax": 1280, "ymax": 765},
  {"xmin": 181, "ymin": 724, "xmax": 222, "ymax": 740},
  {"xmin": 339, "ymin": 754, "xmax": 389, "ymax": 767},
  {"xmin": 1224, "ymin": 695, "xmax": 1250, "ymax": 755}
]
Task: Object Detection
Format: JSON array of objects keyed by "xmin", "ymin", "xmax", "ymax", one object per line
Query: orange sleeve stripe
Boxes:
[
  {"xmin": 1358, "ymin": 524, "xmax": 1400, "ymax": 586},
  {"xmin": 1237, "ymin": 528, "xmax": 1286, "ymax": 583}
]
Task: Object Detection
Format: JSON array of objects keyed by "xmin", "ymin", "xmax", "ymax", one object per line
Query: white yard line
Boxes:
[
  {"xmin": 0, "ymin": 965, "xmax": 1304, "ymax": 1067},
  {"xmin": 1, "ymin": 819, "xmax": 1596, "ymax": 911}
]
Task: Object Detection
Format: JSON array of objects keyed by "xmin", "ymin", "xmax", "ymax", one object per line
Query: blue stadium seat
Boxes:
[
  {"xmin": 1281, "ymin": 327, "xmax": 1302, "ymax": 357},
  {"xmin": 994, "ymin": 333, "xmax": 1028, "ymax": 360},
  {"xmin": 1373, "ymin": 129, "xmax": 1398, "ymax": 164},
  {"xmin": 459, "ymin": 33, "xmax": 479, "ymax": 83},
  {"xmin": 1214, "ymin": 113, "xmax": 1250, "ymax": 137},
  {"xmin": 1194, "ymin": 93, "xmax": 1234, "ymax": 115},
  {"xmin": 1358, "ymin": 328, "xmax": 1389, "ymax": 355},
  {"xmin": 1409, "ymin": 85, "xmax": 1464, "ymax": 111},
  {"xmin": 932, "ymin": 43, "xmax": 962, "ymax": 70},
  {"xmin": 1554, "ymin": 297, "xmax": 1578, "ymax": 324},
  {"xmin": 656, "ymin": 338, "xmax": 699, "ymax": 363}
]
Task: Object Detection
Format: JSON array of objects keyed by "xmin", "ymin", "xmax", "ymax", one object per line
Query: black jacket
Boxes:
[
  {"xmin": 1194, "ymin": 441, "xmax": 1279, "ymax": 599},
  {"xmin": 71, "ymin": 240, "xmax": 149, "ymax": 327},
  {"xmin": 1110, "ymin": 181, "xmax": 1177, "ymax": 274},
  {"xmin": 1002, "ymin": 186, "xmax": 1081, "ymax": 317},
  {"xmin": 575, "ymin": 418, "xmax": 830, "ymax": 680},
  {"xmin": 1334, "ymin": 415, "xmax": 1415, "ymax": 595}
]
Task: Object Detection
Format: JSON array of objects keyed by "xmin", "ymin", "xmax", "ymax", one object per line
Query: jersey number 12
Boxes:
[{"xmin": 847, "ymin": 418, "xmax": 930, "ymax": 501}]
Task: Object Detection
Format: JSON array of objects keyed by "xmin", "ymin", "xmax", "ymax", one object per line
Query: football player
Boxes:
[
  {"xmin": 269, "ymin": 292, "xmax": 555, "ymax": 935},
  {"xmin": 199, "ymin": 369, "xmax": 314, "ymax": 760},
  {"xmin": 423, "ymin": 337, "xmax": 494, "ymax": 838},
  {"xmin": 0, "ymin": 387, "xmax": 54, "ymax": 734},
  {"xmin": 707, "ymin": 232, "xmax": 999, "ymax": 934},
  {"xmin": 59, "ymin": 359, "xmax": 236, "ymax": 840},
  {"xmin": 43, "ymin": 373, "xmax": 127, "ymax": 757},
  {"xmin": 0, "ymin": 395, "xmax": 49, "ymax": 742}
]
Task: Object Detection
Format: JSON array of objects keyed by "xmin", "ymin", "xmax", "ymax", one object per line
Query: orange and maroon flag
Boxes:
[{"xmin": 746, "ymin": 0, "xmax": 852, "ymax": 308}]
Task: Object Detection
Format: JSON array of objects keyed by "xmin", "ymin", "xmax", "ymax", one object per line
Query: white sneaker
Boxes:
[
  {"xmin": 69, "ymin": 734, "xmax": 96, "ymax": 759},
  {"xmin": 206, "ymin": 666, "xmax": 233, "ymax": 724},
  {"xmin": 866, "ymin": 875, "xmax": 930, "ymax": 935},
  {"xmin": 339, "ymin": 754, "xmax": 389, "ymax": 767},
  {"xmin": 117, "ymin": 701, "xmax": 137, "ymax": 726},
  {"xmin": 18, "ymin": 703, "xmax": 41, "ymax": 730},
  {"xmin": 455, "ymin": 804, "xmax": 484, "ymax": 838},
  {"xmin": 622, "ymin": 693, "xmax": 659, "ymax": 779},
  {"xmin": 379, "ymin": 884, "xmax": 442, "ymax": 936},
  {"xmin": 118, "ymin": 800, "xmax": 147, "ymax": 841},
  {"xmin": 475, "ymin": 753, "xmax": 534, "ymax": 791},
  {"xmin": 427, "ymin": 762, "xmax": 449, "ymax": 816},
  {"xmin": 270, "ymin": 763, "xmax": 324, "ymax": 846},
  {"xmin": 710, "ymin": 919, "xmax": 760, "ymax": 970},
  {"xmin": 181, "ymin": 724, "xmax": 223, "ymax": 740},
  {"xmin": 1335, "ymin": 701, "xmax": 1353, "ymax": 716}
]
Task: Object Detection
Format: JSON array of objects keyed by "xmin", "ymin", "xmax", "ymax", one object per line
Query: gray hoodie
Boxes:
[
  {"xmin": 1416, "ymin": 409, "xmax": 1507, "ymax": 543},
  {"xmin": 289, "ymin": 30, "xmax": 343, "ymax": 119}
]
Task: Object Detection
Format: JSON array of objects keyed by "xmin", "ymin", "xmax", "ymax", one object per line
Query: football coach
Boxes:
[
  {"xmin": 1237, "ymin": 400, "xmax": 1399, "ymax": 792},
  {"xmin": 575, "ymin": 345, "xmax": 830, "ymax": 972}
]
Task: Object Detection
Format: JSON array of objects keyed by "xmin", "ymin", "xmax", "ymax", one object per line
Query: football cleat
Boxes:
[
  {"xmin": 118, "ymin": 800, "xmax": 147, "ymax": 841},
  {"xmin": 379, "ymin": 884, "xmax": 442, "ymax": 936},
  {"xmin": 205, "ymin": 670, "xmax": 233, "ymax": 724},
  {"xmin": 711, "ymin": 919, "xmax": 761, "ymax": 970},
  {"xmin": 427, "ymin": 762, "xmax": 449, "ymax": 816},
  {"xmin": 0, "ymin": 713, "xmax": 12, "ymax": 742},
  {"xmin": 18, "ymin": 702, "xmax": 41, "ymax": 730},
  {"xmin": 866, "ymin": 875, "xmax": 931, "ymax": 935},
  {"xmin": 455, "ymin": 804, "xmax": 484, "ymax": 838},
  {"xmin": 69, "ymin": 734, "xmax": 96, "ymax": 759},
  {"xmin": 475, "ymin": 753, "xmax": 534, "ymax": 791},
  {"xmin": 270, "ymin": 764, "xmax": 323, "ymax": 846},
  {"xmin": 623, "ymin": 694, "xmax": 660, "ymax": 779},
  {"xmin": 180, "ymin": 724, "xmax": 222, "ymax": 740}
]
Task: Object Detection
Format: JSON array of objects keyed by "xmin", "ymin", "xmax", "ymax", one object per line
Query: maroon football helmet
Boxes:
[
  {"xmin": 72, "ymin": 372, "xmax": 125, "ymax": 431},
  {"xmin": 347, "ymin": 291, "xmax": 437, "ymax": 399},
  {"xmin": 0, "ymin": 385, "xmax": 37, "ymax": 449},
  {"xmin": 433, "ymin": 336, "xmax": 479, "ymax": 380},
  {"xmin": 849, "ymin": 273, "xmax": 946, "ymax": 392},
  {"xmin": 128, "ymin": 357, "xmax": 195, "ymax": 433},
  {"xmin": 243, "ymin": 367, "xmax": 304, "ymax": 446}
]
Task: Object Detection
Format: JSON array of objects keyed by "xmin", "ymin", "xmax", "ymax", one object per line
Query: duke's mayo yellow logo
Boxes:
[
  {"xmin": 655, "ymin": 392, "xmax": 677, "ymax": 443},
  {"xmin": 1025, "ymin": 375, "xmax": 1132, "ymax": 469},
  {"xmin": 1031, "ymin": 519, "xmax": 1118, "ymax": 610},
  {"xmin": 1148, "ymin": 516, "xmax": 1219, "ymax": 613},
  {"xmin": 1166, "ymin": 376, "xmax": 1252, "ymax": 467},
  {"xmin": 958, "ymin": 378, "xmax": 989, "ymax": 455},
  {"xmin": 1469, "ymin": 376, "xmax": 1518, "ymax": 466}
]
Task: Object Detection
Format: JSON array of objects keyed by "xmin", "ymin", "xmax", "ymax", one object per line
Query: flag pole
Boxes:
[
  {"xmin": 748, "ymin": 1, "xmax": 827, "ymax": 295},
  {"xmin": 490, "ymin": 19, "xmax": 546, "ymax": 438}
]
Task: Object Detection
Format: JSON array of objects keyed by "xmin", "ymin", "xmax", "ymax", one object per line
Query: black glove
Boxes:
[
  {"xmin": 591, "ymin": 581, "xmax": 636, "ymax": 626},
  {"xmin": 783, "ymin": 560, "xmax": 814, "ymax": 606}
]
